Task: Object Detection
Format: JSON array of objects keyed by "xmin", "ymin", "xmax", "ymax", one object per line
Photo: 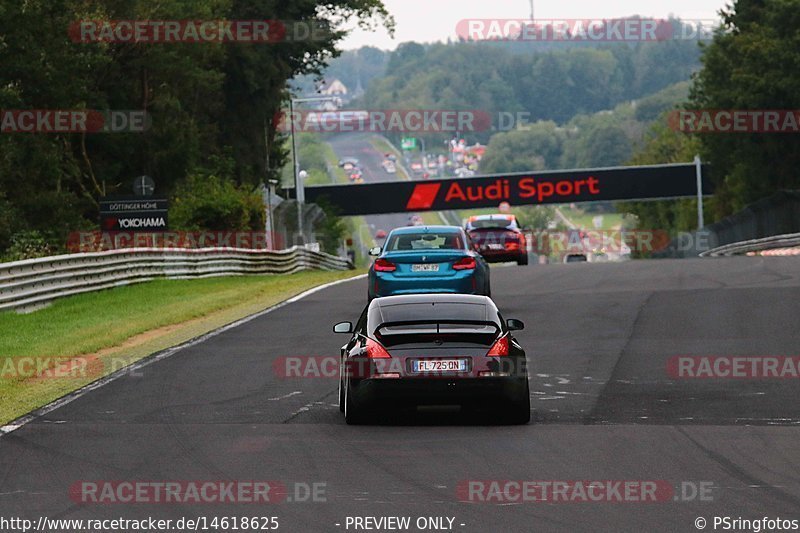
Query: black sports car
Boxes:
[{"xmin": 333, "ymin": 294, "xmax": 530, "ymax": 424}]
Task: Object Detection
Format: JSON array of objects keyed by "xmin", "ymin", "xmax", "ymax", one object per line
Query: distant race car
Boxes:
[
  {"xmin": 564, "ymin": 253, "xmax": 588, "ymax": 263},
  {"xmin": 465, "ymin": 214, "xmax": 528, "ymax": 265},
  {"xmin": 333, "ymin": 294, "xmax": 530, "ymax": 424},
  {"xmin": 375, "ymin": 229, "xmax": 387, "ymax": 239},
  {"xmin": 338, "ymin": 157, "xmax": 359, "ymax": 167},
  {"xmin": 367, "ymin": 226, "xmax": 490, "ymax": 301}
]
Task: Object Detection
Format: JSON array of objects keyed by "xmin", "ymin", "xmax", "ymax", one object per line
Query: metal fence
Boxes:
[
  {"xmin": 271, "ymin": 200, "xmax": 328, "ymax": 249},
  {"xmin": 0, "ymin": 246, "xmax": 353, "ymax": 313},
  {"xmin": 700, "ymin": 232, "xmax": 800, "ymax": 257},
  {"xmin": 654, "ymin": 190, "xmax": 800, "ymax": 258}
]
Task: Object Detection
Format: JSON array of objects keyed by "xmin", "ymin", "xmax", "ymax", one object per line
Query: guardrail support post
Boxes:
[{"xmin": 695, "ymin": 155, "xmax": 705, "ymax": 230}]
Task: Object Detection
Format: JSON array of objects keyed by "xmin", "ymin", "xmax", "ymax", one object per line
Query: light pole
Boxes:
[
  {"xmin": 418, "ymin": 138, "xmax": 427, "ymax": 176},
  {"xmin": 265, "ymin": 178, "xmax": 279, "ymax": 250},
  {"xmin": 288, "ymin": 95, "xmax": 340, "ymax": 245}
]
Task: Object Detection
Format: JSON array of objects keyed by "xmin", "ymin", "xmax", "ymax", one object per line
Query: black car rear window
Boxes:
[
  {"xmin": 384, "ymin": 232, "xmax": 464, "ymax": 251},
  {"xmin": 369, "ymin": 301, "xmax": 501, "ymax": 335},
  {"xmin": 467, "ymin": 217, "xmax": 518, "ymax": 230}
]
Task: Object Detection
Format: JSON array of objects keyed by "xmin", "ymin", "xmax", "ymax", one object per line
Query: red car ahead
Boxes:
[{"xmin": 465, "ymin": 214, "xmax": 528, "ymax": 265}]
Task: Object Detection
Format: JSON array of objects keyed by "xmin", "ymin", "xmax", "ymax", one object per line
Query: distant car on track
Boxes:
[
  {"xmin": 367, "ymin": 226, "xmax": 490, "ymax": 301},
  {"xmin": 407, "ymin": 214, "xmax": 424, "ymax": 226},
  {"xmin": 465, "ymin": 214, "xmax": 528, "ymax": 265},
  {"xmin": 338, "ymin": 157, "xmax": 359, "ymax": 168},
  {"xmin": 333, "ymin": 294, "xmax": 530, "ymax": 424},
  {"xmin": 375, "ymin": 229, "xmax": 387, "ymax": 239},
  {"xmin": 563, "ymin": 253, "xmax": 588, "ymax": 263},
  {"xmin": 381, "ymin": 160, "xmax": 397, "ymax": 173}
]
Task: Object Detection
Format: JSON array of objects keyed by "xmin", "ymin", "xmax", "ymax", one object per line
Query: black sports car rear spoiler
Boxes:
[{"xmin": 375, "ymin": 320, "xmax": 500, "ymax": 335}]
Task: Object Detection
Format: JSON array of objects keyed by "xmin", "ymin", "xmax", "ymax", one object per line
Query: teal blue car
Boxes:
[{"xmin": 367, "ymin": 226, "xmax": 490, "ymax": 301}]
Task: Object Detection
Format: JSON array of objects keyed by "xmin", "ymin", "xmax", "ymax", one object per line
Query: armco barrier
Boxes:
[
  {"xmin": 0, "ymin": 246, "xmax": 353, "ymax": 313},
  {"xmin": 700, "ymin": 232, "xmax": 800, "ymax": 257}
]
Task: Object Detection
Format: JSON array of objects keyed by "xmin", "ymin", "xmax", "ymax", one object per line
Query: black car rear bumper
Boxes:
[{"xmin": 350, "ymin": 376, "xmax": 529, "ymax": 408}]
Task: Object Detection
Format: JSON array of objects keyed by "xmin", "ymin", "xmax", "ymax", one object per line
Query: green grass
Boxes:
[{"xmin": 0, "ymin": 269, "xmax": 362, "ymax": 424}]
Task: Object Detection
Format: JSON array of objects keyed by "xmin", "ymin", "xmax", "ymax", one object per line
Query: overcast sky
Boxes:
[{"xmin": 340, "ymin": 0, "xmax": 729, "ymax": 50}]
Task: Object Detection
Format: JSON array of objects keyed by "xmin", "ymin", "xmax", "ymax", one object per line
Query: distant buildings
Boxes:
[{"xmin": 314, "ymin": 78, "xmax": 348, "ymax": 110}]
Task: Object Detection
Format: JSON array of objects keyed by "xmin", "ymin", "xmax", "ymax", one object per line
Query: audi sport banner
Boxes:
[
  {"xmin": 99, "ymin": 197, "xmax": 168, "ymax": 231},
  {"xmin": 302, "ymin": 163, "xmax": 712, "ymax": 216}
]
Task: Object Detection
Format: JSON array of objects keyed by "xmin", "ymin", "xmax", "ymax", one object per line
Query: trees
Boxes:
[
  {"xmin": 0, "ymin": 0, "xmax": 392, "ymax": 256},
  {"xmin": 480, "ymin": 121, "xmax": 564, "ymax": 174},
  {"xmin": 689, "ymin": 0, "xmax": 800, "ymax": 219},
  {"xmin": 621, "ymin": 120, "xmax": 701, "ymax": 235},
  {"xmin": 361, "ymin": 38, "xmax": 701, "ymax": 144}
]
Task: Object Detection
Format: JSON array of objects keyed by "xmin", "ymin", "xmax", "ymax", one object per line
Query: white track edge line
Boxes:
[{"xmin": 0, "ymin": 273, "xmax": 366, "ymax": 437}]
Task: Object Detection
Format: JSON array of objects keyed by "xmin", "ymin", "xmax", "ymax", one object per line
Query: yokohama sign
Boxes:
[
  {"xmin": 99, "ymin": 197, "xmax": 169, "ymax": 231},
  {"xmin": 303, "ymin": 163, "xmax": 712, "ymax": 216}
]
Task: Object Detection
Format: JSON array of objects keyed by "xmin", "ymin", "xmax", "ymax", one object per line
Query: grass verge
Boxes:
[{"xmin": 0, "ymin": 269, "xmax": 363, "ymax": 425}]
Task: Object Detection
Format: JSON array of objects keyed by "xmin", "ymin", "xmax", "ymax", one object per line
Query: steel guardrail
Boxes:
[
  {"xmin": 0, "ymin": 246, "xmax": 353, "ymax": 312},
  {"xmin": 699, "ymin": 232, "xmax": 800, "ymax": 257}
]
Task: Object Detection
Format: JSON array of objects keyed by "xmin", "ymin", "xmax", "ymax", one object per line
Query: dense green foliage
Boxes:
[
  {"xmin": 480, "ymin": 81, "xmax": 689, "ymax": 175},
  {"xmin": 0, "ymin": 0, "xmax": 391, "ymax": 257},
  {"xmin": 689, "ymin": 0, "xmax": 800, "ymax": 219},
  {"xmin": 622, "ymin": 0, "xmax": 800, "ymax": 231},
  {"xmin": 361, "ymin": 39, "xmax": 700, "ymax": 148}
]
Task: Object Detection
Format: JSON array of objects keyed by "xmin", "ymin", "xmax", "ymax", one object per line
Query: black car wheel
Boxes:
[
  {"xmin": 506, "ymin": 380, "xmax": 531, "ymax": 424},
  {"xmin": 517, "ymin": 253, "xmax": 529, "ymax": 266},
  {"xmin": 344, "ymin": 377, "xmax": 368, "ymax": 425},
  {"xmin": 338, "ymin": 362, "xmax": 345, "ymax": 413}
]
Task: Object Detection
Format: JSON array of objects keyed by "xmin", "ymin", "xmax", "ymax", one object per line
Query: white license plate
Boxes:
[
  {"xmin": 412, "ymin": 263, "xmax": 439, "ymax": 272},
  {"xmin": 413, "ymin": 359, "xmax": 467, "ymax": 373},
  {"xmin": 486, "ymin": 244, "xmax": 504, "ymax": 250}
]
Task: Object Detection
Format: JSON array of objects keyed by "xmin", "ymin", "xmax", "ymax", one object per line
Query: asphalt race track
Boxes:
[
  {"xmin": 1, "ymin": 257, "xmax": 800, "ymax": 532},
  {"xmin": 328, "ymin": 134, "xmax": 439, "ymax": 237}
]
